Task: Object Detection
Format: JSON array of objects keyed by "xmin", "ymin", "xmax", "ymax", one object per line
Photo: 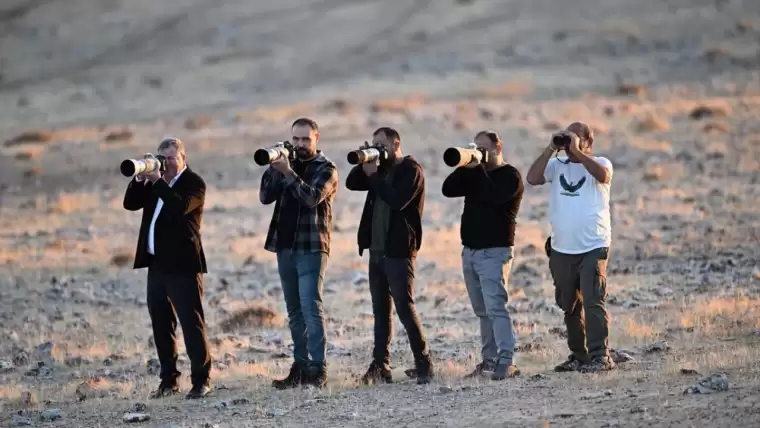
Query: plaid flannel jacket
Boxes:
[{"xmin": 259, "ymin": 151, "xmax": 339, "ymax": 255}]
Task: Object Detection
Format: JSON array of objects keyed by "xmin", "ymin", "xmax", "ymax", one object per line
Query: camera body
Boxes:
[
  {"xmin": 120, "ymin": 153, "xmax": 167, "ymax": 177},
  {"xmin": 347, "ymin": 145, "xmax": 389, "ymax": 165},
  {"xmin": 442, "ymin": 143, "xmax": 489, "ymax": 168},
  {"xmin": 254, "ymin": 141, "xmax": 296, "ymax": 166}
]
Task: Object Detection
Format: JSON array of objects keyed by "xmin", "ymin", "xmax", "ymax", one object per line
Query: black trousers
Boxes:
[
  {"xmin": 368, "ymin": 251, "xmax": 430, "ymax": 366},
  {"xmin": 147, "ymin": 267, "xmax": 211, "ymax": 386}
]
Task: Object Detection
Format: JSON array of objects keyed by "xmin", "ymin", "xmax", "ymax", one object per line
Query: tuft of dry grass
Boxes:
[
  {"xmin": 5, "ymin": 130, "xmax": 54, "ymax": 147},
  {"xmin": 219, "ymin": 304, "xmax": 285, "ymax": 332},
  {"xmin": 632, "ymin": 114, "xmax": 670, "ymax": 133}
]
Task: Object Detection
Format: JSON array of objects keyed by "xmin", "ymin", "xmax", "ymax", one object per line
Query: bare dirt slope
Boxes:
[{"xmin": 1, "ymin": 0, "xmax": 760, "ymax": 427}]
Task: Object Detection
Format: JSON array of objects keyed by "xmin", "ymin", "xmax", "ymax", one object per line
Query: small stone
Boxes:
[
  {"xmin": 643, "ymin": 340, "xmax": 670, "ymax": 353},
  {"xmin": 266, "ymin": 409, "xmax": 286, "ymax": 417},
  {"xmin": 40, "ymin": 409, "xmax": 62, "ymax": 421},
  {"xmin": 622, "ymin": 300, "xmax": 639, "ymax": 309},
  {"xmin": 610, "ymin": 349, "xmax": 635, "ymax": 363},
  {"xmin": 439, "ymin": 386, "xmax": 454, "ymax": 393},
  {"xmin": 680, "ymin": 368, "xmax": 700, "ymax": 375},
  {"xmin": 684, "ymin": 373, "xmax": 729, "ymax": 394},
  {"xmin": 123, "ymin": 413, "xmax": 150, "ymax": 423},
  {"xmin": 0, "ymin": 360, "xmax": 13, "ymax": 372},
  {"xmin": 231, "ymin": 398, "xmax": 249, "ymax": 405},
  {"xmin": 530, "ymin": 373, "xmax": 547, "ymax": 380},
  {"xmin": 11, "ymin": 414, "xmax": 33, "ymax": 426}
]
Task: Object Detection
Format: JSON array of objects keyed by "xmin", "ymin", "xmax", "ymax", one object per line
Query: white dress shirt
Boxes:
[{"xmin": 141, "ymin": 166, "xmax": 187, "ymax": 255}]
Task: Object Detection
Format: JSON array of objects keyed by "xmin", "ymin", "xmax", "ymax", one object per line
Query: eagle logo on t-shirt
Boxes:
[{"xmin": 559, "ymin": 174, "xmax": 585, "ymax": 196}]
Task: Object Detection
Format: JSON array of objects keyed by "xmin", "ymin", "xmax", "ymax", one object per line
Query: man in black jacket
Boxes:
[
  {"xmin": 345, "ymin": 127, "xmax": 434, "ymax": 385},
  {"xmin": 442, "ymin": 130, "xmax": 524, "ymax": 381},
  {"xmin": 123, "ymin": 138, "xmax": 212, "ymax": 400}
]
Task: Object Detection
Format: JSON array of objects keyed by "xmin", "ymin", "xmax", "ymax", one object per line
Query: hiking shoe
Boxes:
[
  {"xmin": 303, "ymin": 363, "xmax": 328, "ymax": 388},
  {"xmin": 491, "ymin": 361, "xmax": 520, "ymax": 380},
  {"xmin": 414, "ymin": 357, "xmax": 434, "ymax": 385},
  {"xmin": 272, "ymin": 362, "xmax": 306, "ymax": 390},
  {"xmin": 578, "ymin": 356, "xmax": 616, "ymax": 373},
  {"xmin": 464, "ymin": 360, "xmax": 495, "ymax": 378},
  {"xmin": 185, "ymin": 383, "xmax": 211, "ymax": 399},
  {"xmin": 360, "ymin": 361, "xmax": 393, "ymax": 385},
  {"xmin": 554, "ymin": 355, "xmax": 587, "ymax": 372},
  {"xmin": 149, "ymin": 381, "xmax": 180, "ymax": 399}
]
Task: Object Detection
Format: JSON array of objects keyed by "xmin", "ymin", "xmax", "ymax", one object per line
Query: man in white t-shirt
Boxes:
[{"xmin": 526, "ymin": 122, "xmax": 615, "ymax": 373}]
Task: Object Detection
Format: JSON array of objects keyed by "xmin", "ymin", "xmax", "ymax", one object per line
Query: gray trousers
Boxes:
[{"xmin": 462, "ymin": 246, "xmax": 517, "ymax": 364}]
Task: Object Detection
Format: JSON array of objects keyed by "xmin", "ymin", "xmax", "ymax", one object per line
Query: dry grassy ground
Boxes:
[{"xmin": 1, "ymin": 0, "xmax": 760, "ymax": 427}]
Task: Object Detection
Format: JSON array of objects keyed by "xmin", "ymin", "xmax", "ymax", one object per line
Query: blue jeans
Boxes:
[
  {"xmin": 276, "ymin": 250, "xmax": 328, "ymax": 366},
  {"xmin": 462, "ymin": 246, "xmax": 517, "ymax": 364}
]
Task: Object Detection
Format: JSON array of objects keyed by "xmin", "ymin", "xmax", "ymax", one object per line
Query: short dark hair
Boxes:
[
  {"xmin": 292, "ymin": 117, "xmax": 319, "ymax": 131},
  {"xmin": 373, "ymin": 127, "xmax": 401, "ymax": 143},
  {"xmin": 474, "ymin": 130, "xmax": 501, "ymax": 145}
]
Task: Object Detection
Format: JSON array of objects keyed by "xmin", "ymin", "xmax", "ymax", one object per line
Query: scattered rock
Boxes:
[
  {"xmin": 5, "ymin": 130, "xmax": 54, "ymax": 147},
  {"xmin": 146, "ymin": 359, "xmax": 161, "ymax": 375},
  {"xmin": 0, "ymin": 360, "xmax": 13, "ymax": 372},
  {"xmin": 439, "ymin": 386, "xmax": 454, "ymax": 393},
  {"xmin": 622, "ymin": 300, "xmax": 639, "ymax": 309},
  {"xmin": 40, "ymin": 409, "xmax": 61, "ymax": 421},
  {"xmin": 683, "ymin": 373, "xmax": 729, "ymax": 394},
  {"xmin": 11, "ymin": 414, "xmax": 33, "ymax": 426},
  {"xmin": 266, "ymin": 409, "xmax": 287, "ymax": 417},
  {"xmin": 642, "ymin": 340, "xmax": 670, "ymax": 353},
  {"xmin": 680, "ymin": 368, "xmax": 700, "ymax": 375},
  {"xmin": 610, "ymin": 349, "xmax": 635, "ymax": 363},
  {"xmin": 530, "ymin": 373, "xmax": 547, "ymax": 380},
  {"xmin": 123, "ymin": 413, "xmax": 150, "ymax": 423}
]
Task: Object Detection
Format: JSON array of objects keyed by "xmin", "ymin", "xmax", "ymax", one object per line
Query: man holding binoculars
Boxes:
[
  {"xmin": 526, "ymin": 121, "xmax": 616, "ymax": 374},
  {"xmin": 259, "ymin": 117, "xmax": 339, "ymax": 389},
  {"xmin": 441, "ymin": 130, "xmax": 524, "ymax": 381},
  {"xmin": 122, "ymin": 138, "xmax": 212, "ymax": 399},
  {"xmin": 345, "ymin": 127, "xmax": 434, "ymax": 385}
]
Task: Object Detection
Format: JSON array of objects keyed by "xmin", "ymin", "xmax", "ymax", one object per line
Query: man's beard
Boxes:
[{"xmin": 295, "ymin": 147, "xmax": 314, "ymax": 159}]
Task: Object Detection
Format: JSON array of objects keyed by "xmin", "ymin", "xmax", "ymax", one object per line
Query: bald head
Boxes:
[{"xmin": 566, "ymin": 121, "xmax": 594, "ymax": 152}]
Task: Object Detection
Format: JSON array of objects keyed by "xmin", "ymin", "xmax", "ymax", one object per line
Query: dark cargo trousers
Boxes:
[{"xmin": 549, "ymin": 246, "xmax": 611, "ymax": 361}]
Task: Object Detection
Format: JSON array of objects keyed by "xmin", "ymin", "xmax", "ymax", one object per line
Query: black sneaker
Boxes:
[
  {"xmin": 578, "ymin": 356, "xmax": 616, "ymax": 373},
  {"xmin": 554, "ymin": 355, "xmax": 587, "ymax": 372},
  {"xmin": 185, "ymin": 383, "xmax": 211, "ymax": 399},
  {"xmin": 464, "ymin": 360, "xmax": 495, "ymax": 378},
  {"xmin": 272, "ymin": 362, "xmax": 305, "ymax": 390},
  {"xmin": 360, "ymin": 361, "xmax": 393, "ymax": 385},
  {"xmin": 149, "ymin": 381, "xmax": 180, "ymax": 399},
  {"xmin": 303, "ymin": 363, "xmax": 328, "ymax": 388}
]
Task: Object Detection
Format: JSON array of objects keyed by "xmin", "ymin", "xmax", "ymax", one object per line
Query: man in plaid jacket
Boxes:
[{"xmin": 259, "ymin": 117, "xmax": 339, "ymax": 389}]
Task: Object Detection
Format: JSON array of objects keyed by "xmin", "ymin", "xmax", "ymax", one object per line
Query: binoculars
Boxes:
[
  {"xmin": 442, "ymin": 144, "xmax": 489, "ymax": 168},
  {"xmin": 254, "ymin": 141, "xmax": 296, "ymax": 166},
  {"xmin": 120, "ymin": 153, "xmax": 167, "ymax": 177}
]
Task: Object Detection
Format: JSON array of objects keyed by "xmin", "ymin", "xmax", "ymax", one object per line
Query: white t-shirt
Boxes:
[{"xmin": 543, "ymin": 156, "xmax": 613, "ymax": 254}]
